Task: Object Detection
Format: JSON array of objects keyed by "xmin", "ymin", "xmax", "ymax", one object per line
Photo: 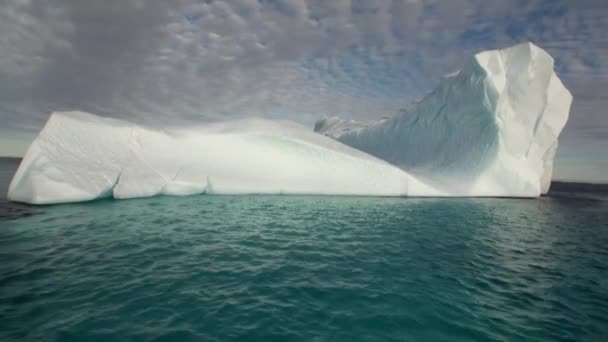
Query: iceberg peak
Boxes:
[{"xmin": 315, "ymin": 42, "xmax": 572, "ymax": 197}]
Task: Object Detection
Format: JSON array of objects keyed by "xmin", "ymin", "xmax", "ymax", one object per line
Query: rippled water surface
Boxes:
[{"xmin": 1, "ymin": 161, "xmax": 608, "ymax": 341}]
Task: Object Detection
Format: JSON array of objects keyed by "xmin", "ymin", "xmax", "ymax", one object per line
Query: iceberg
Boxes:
[
  {"xmin": 8, "ymin": 42, "xmax": 571, "ymax": 204},
  {"xmin": 8, "ymin": 111, "xmax": 441, "ymax": 204},
  {"xmin": 315, "ymin": 42, "xmax": 572, "ymax": 197}
]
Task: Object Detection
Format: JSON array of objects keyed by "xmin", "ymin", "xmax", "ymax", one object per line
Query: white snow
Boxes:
[
  {"xmin": 8, "ymin": 111, "xmax": 441, "ymax": 204},
  {"xmin": 315, "ymin": 42, "xmax": 572, "ymax": 197}
]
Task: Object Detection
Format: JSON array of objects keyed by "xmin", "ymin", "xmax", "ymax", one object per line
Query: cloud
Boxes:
[{"xmin": 0, "ymin": 0, "xmax": 607, "ymax": 179}]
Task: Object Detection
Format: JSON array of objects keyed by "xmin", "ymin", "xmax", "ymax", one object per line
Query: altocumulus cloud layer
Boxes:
[{"xmin": 0, "ymin": 0, "xmax": 607, "ymax": 181}]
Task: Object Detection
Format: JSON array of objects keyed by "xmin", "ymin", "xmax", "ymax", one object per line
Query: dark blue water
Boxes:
[{"xmin": 1, "ymin": 159, "xmax": 607, "ymax": 341}]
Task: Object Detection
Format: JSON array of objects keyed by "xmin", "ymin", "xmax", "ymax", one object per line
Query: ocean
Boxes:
[{"xmin": 1, "ymin": 158, "xmax": 607, "ymax": 341}]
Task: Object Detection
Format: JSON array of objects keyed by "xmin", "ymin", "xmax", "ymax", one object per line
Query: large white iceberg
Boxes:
[
  {"xmin": 8, "ymin": 42, "xmax": 571, "ymax": 204},
  {"xmin": 8, "ymin": 111, "xmax": 440, "ymax": 204},
  {"xmin": 315, "ymin": 42, "xmax": 572, "ymax": 197}
]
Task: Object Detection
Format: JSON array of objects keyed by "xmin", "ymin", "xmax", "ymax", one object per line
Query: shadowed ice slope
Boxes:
[{"xmin": 315, "ymin": 42, "xmax": 572, "ymax": 197}]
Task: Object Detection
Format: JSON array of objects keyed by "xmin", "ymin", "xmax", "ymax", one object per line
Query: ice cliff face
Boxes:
[
  {"xmin": 8, "ymin": 111, "xmax": 440, "ymax": 204},
  {"xmin": 315, "ymin": 42, "xmax": 572, "ymax": 197}
]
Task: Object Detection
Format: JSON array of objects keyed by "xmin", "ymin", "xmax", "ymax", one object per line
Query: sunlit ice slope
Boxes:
[
  {"xmin": 8, "ymin": 111, "xmax": 441, "ymax": 204},
  {"xmin": 315, "ymin": 42, "xmax": 572, "ymax": 197}
]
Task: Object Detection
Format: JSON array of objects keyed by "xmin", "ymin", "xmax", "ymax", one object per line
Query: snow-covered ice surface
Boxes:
[
  {"xmin": 315, "ymin": 42, "xmax": 572, "ymax": 197},
  {"xmin": 8, "ymin": 111, "xmax": 441, "ymax": 204}
]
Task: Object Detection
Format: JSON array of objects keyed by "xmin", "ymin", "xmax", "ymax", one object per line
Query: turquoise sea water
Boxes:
[{"xmin": 1, "ymin": 159, "xmax": 607, "ymax": 341}]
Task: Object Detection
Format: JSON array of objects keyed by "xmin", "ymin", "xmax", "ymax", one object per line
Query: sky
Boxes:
[{"xmin": 0, "ymin": 0, "xmax": 607, "ymax": 182}]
